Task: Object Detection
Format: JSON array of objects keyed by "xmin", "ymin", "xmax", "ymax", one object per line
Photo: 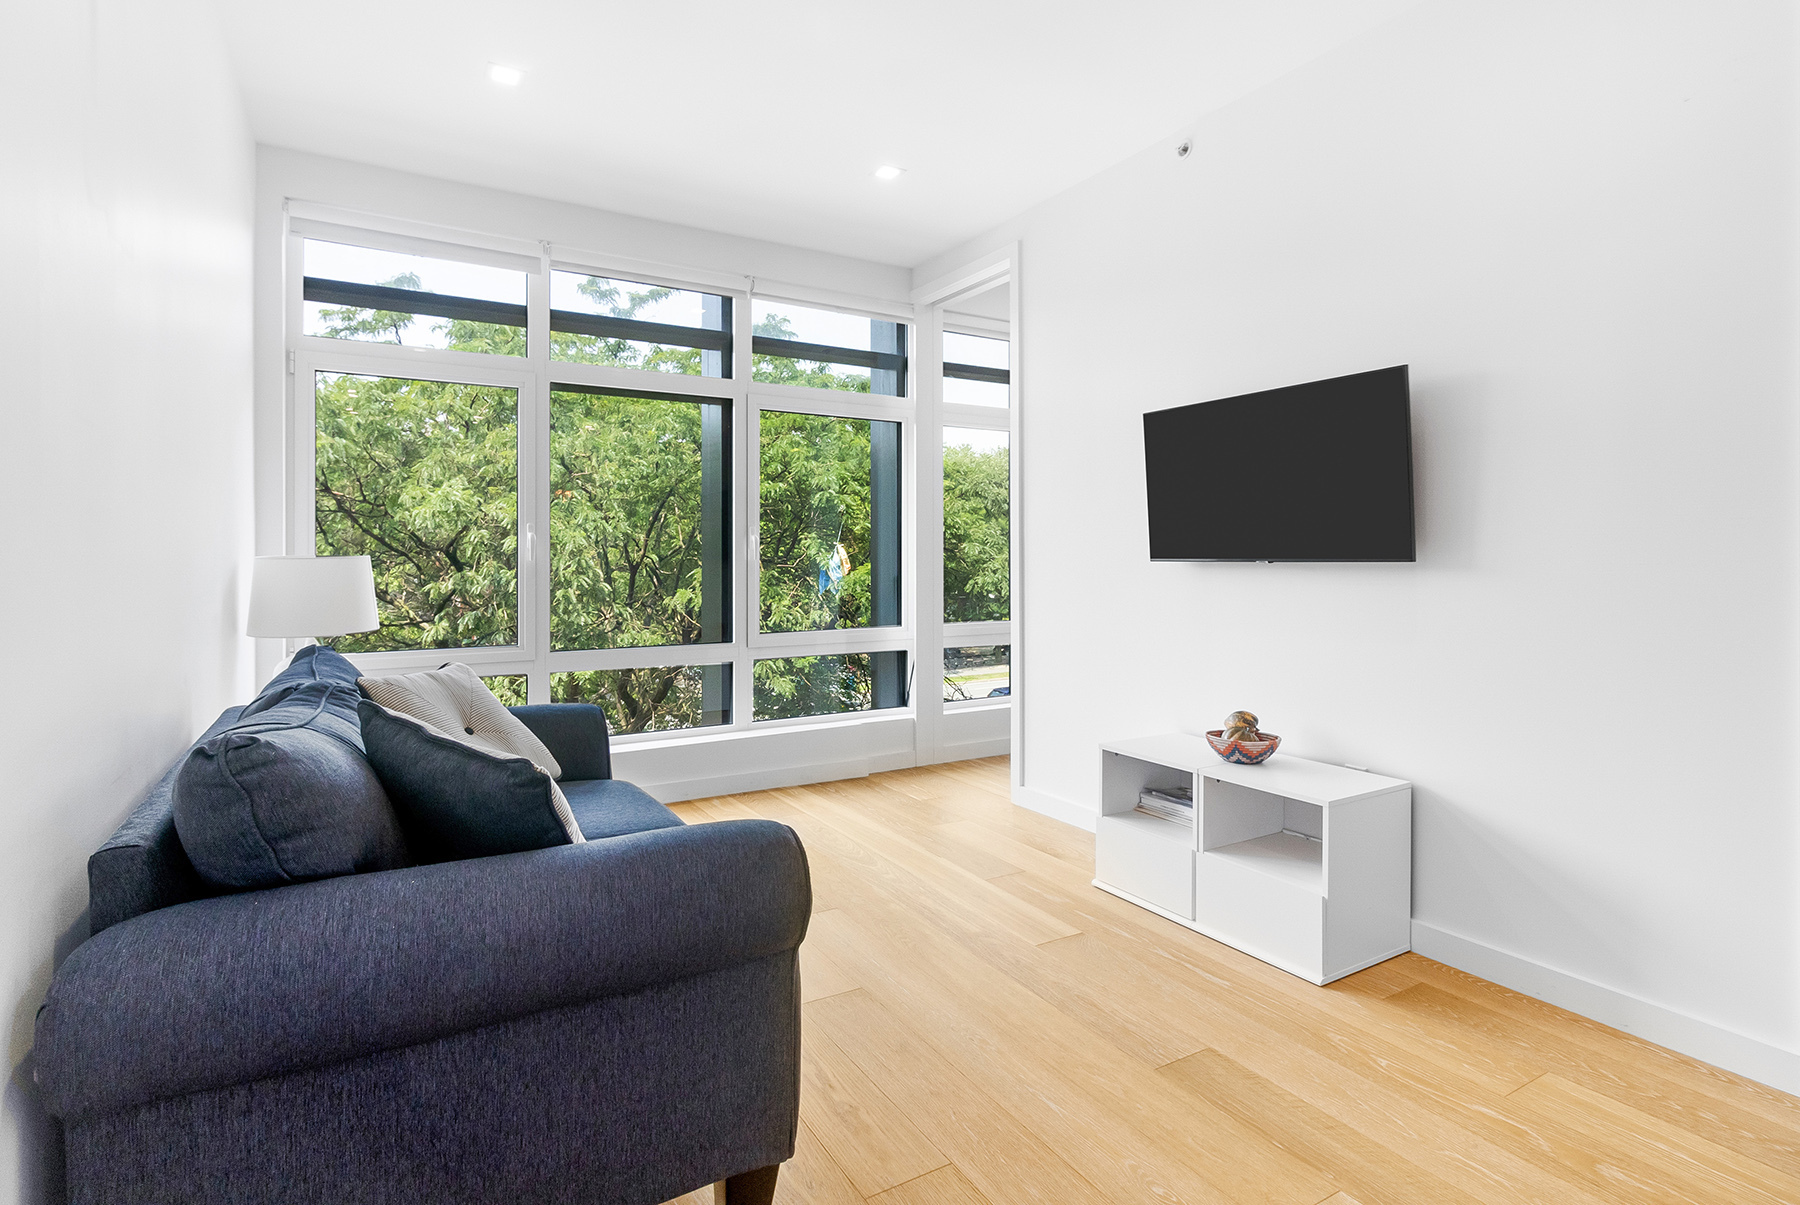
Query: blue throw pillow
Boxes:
[
  {"xmin": 173, "ymin": 681, "xmax": 411, "ymax": 889},
  {"xmin": 358, "ymin": 699, "xmax": 577, "ymax": 862}
]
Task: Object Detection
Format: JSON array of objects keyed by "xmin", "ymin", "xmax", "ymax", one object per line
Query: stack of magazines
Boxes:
[{"xmin": 1135, "ymin": 784, "xmax": 1194, "ymax": 824}]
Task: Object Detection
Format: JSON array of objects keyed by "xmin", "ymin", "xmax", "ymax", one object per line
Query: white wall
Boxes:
[
  {"xmin": 924, "ymin": 0, "xmax": 1800, "ymax": 1087},
  {"xmin": 0, "ymin": 1, "xmax": 255, "ymax": 1200}
]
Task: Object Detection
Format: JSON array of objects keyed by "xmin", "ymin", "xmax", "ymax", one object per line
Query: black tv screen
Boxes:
[{"xmin": 1144, "ymin": 365, "xmax": 1415, "ymax": 562}]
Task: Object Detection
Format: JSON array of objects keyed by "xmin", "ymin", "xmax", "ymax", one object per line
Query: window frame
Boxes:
[
  {"xmin": 939, "ymin": 316, "xmax": 1013, "ymax": 709},
  {"xmin": 282, "ymin": 217, "xmax": 930, "ymax": 743}
]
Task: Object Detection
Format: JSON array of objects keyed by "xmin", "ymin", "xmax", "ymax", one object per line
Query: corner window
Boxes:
[
  {"xmin": 943, "ymin": 331, "xmax": 1009, "ymax": 408},
  {"xmin": 943, "ymin": 427, "xmax": 1009, "ymax": 623}
]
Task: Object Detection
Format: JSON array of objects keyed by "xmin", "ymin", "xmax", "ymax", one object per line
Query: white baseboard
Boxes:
[
  {"xmin": 1013, "ymin": 784, "xmax": 1097, "ymax": 832},
  {"xmin": 636, "ymin": 751, "xmax": 917, "ymax": 804},
  {"xmin": 1412, "ymin": 920, "xmax": 1800, "ymax": 1096}
]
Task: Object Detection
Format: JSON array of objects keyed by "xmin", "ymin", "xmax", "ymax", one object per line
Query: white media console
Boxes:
[{"xmin": 1093, "ymin": 733, "xmax": 1412, "ymax": 985}]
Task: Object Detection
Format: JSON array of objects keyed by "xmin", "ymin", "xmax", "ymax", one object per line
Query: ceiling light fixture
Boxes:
[
  {"xmin": 488, "ymin": 63, "xmax": 524, "ymax": 87},
  {"xmin": 874, "ymin": 165, "xmax": 904, "ymax": 181}
]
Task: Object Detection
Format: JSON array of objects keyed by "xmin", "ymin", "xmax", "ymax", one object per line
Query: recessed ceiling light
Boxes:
[
  {"xmin": 874, "ymin": 165, "xmax": 904, "ymax": 181},
  {"xmin": 489, "ymin": 63, "xmax": 524, "ymax": 87}
]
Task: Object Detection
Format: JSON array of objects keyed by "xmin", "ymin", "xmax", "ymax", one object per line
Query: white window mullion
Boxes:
[{"xmin": 526, "ymin": 247, "xmax": 553, "ymax": 703}]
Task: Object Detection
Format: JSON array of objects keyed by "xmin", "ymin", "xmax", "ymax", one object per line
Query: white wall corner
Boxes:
[{"xmin": 1412, "ymin": 920, "xmax": 1800, "ymax": 1097}]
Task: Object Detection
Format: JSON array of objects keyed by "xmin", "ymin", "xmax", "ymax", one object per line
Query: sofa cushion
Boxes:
[
  {"xmin": 240, "ymin": 644, "xmax": 364, "ymax": 726},
  {"xmin": 172, "ymin": 682, "xmax": 411, "ymax": 889},
  {"xmin": 358, "ymin": 701, "xmax": 584, "ymax": 862},
  {"xmin": 358, "ymin": 663, "xmax": 564, "ymax": 778},
  {"xmin": 359, "ymin": 664, "xmax": 582, "ymax": 845},
  {"xmin": 563, "ymin": 778, "xmax": 684, "ymax": 840}
]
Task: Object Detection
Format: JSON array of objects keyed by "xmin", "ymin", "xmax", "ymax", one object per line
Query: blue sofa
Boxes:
[{"xmin": 34, "ymin": 695, "xmax": 809, "ymax": 1205}]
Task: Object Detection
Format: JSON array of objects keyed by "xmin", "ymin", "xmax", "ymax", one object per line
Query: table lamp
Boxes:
[{"xmin": 247, "ymin": 555, "xmax": 380, "ymax": 641}]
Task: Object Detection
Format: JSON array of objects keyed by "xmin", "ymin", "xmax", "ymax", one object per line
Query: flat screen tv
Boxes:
[{"xmin": 1144, "ymin": 365, "xmax": 1415, "ymax": 562}]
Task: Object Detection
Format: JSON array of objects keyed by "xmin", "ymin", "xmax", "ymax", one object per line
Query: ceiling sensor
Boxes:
[{"xmin": 1176, "ymin": 140, "xmax": 1193, "ymax": 159}]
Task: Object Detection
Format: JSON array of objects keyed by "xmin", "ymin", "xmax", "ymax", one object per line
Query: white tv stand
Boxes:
[{"xmin": 1094, "ymin": 733, "xmax": 1412, "ymax": 985}]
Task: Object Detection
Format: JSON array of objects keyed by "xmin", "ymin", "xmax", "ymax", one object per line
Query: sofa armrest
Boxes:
[
  {"xmin": 36, "ymin": 819, "xmax": 809, "ymax": 1121},
  {"xmin": 510, "ymin": 702, "xmax": 612, "ymax": 780}
]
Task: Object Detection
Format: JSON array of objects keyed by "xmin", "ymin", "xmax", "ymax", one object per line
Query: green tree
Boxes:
[{"xmin": 943, "ymin": 440, "xmax": 1010, "ymax": 622}]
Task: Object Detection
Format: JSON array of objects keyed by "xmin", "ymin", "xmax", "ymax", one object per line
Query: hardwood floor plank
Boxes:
[
  {"xmin": 808, "ymin": 987, "xmax": 1113, "ymax": 1205},
  {"xmin": 1158, "ymin": 1047, "xmax": 1486, "ymax": 1205},
  {"xmin": 807, "ymin": 907, "xmax": 1337, "ymax": 1205},
  {"xmin": 1502, "ymin": 1072, "xmax": 1800, "ymax": 1205},
  {"xmin": 800, "ymin": 1024, "xmax": 950, "ymax": 1196},
  {"xmin": 774, "ymin": 1120, "xmax": 867, "ymax": 1205},
  {"xmin": 867, "ymin": 1165, "xmax": 992, "ymax": 1205},
  {"xmin": 666, "ymin": 758, "xmax": 1799, "ymax": 1205},
  {"xmin": 800, "ymin": 939, "xmax": 859, "ymax": 1004}
]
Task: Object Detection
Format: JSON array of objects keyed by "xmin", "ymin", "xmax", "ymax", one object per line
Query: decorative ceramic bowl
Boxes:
[{"xmin": 1206, "ymin": 730, "xmax": 1281, "ymax": 765}]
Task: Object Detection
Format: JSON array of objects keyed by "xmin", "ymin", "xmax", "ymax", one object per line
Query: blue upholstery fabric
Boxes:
[
  {"xmin": 57, "ymin": 951, "xmax": 801, "ymax": 1205},
  {"xmin": 565, "ymin": 777, "xmax": 683, "ymax": 839},
  {"xmin": 240, "ymin": 644, "xmax": 364, "ymax": 724},
  {"xmin": 172, "ymin": 682, "xmax": 409, "ymax": 889},
  {"xmin": 510, "ymin": 703, "xmax": 613, "ymax": 781},
  {"xmin": 358, "ymin": 700, "xmax": 573, "ymax": 861},
  {"xmin": 37, "ymin": 818, "xmax": 809, "ymax": 1119},
  {"xmin": 87, "ymin": 707, "xmax": 244, "ymax": 936}
]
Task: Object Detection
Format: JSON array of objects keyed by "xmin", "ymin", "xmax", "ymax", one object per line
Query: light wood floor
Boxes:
[{"xmin": 661, "ymin": 757, "xmax": 1800, "ymax": 1205}]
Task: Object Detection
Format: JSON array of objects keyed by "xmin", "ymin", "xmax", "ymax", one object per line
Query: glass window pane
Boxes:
[
  {"xmin": 752, "ymin": 300, "xmax": 905, "ymax": 395},
  {"xmin": 943, "ymin": 427, "xmax": 1010, "ymax": 623},
  {"xmin": 552, "ymin": 666, "xmax": 731, "ymax": 733},
  {"xmin": 315, "ymin": 372, "xmax": 517, "ymax": 651},
  {"xmin": 944, "ymin": 646, "xmax": 1009, "ymax": 702},
  {"xmin": 482, "ymin": 674, "xmax": 528, "ymax": 706},
  {"xmin": 303, "ymin": 239, "xmax": 526, "ymax": 355},
  {"xmin": 550, "ymin": 271, "xmax": 729, "ymax": 377},
  {"xmin": 760, "ymin": 412, "xmax": 900, "ymax": 633},
  {"xmin": 943, "ymin": 331, "xmax": 1009, "ymax": 408},
  {"xmin": 550, "ymin": 389, "xmax": 729, "ymax": 650},
  {"xmin": 754, "ymin": 652, "xmax": 907, "ymax": 721}
]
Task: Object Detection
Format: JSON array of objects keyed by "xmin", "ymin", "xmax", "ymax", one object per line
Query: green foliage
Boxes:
[
  {"xmin": 943, "ymin": 441, "xmax": 1010, "ymax": 622},
  {"xmin": 550, "ymin": 390, "xmax": 714, "ymax": 650},
  {"xmin": 752, "ymin": 655, "xmax": 873, "ymax": 721},
  {"xmin": 553, "ymin": 667, "xmax": 720, "ymax": 734},
  {"xmin": 552, "ymin": 277, "xmax": 707, "ymax": 374},
  {"xmin": 314, "ymin": 370, "xmax": 518, "ymax": 653},
  {"xmin": 751, "ymin": 312, "xmax": 874, "ymax": 393},
  {"xmin": 315, "ymin": 281, "xmax": 1007, "ymax": 731},
  {"xmin": 482, "ymin": 674, "xmax": 529, "ymax": 707},
  {"xmin": 759, "ymin": 413, "xmax": 876, "ymax": 634}
]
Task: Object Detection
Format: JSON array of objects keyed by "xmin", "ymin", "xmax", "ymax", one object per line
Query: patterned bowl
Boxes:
[{"xmin": 1206, "ymin": 730, "xmax": 1281, "ymax": 765}]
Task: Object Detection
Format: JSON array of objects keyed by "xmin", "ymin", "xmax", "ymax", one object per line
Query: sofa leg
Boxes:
[{"xmin": 713, "ymin": 1163, "xmax": 780, "ymax": 1205}]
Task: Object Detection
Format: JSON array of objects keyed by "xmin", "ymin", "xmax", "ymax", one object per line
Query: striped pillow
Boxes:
[{"xmin": 358, "ymin": 664, "xmax": 583, "ymax": 845}]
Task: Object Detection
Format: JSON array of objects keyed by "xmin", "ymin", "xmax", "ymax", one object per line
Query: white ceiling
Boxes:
[{"xmin": 221, "ymin": 0, "xmax": 1416, "ymax": 267}]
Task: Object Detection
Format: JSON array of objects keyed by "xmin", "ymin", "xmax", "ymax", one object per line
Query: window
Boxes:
[
  {"xmin": 550, "ymin": 387, "xmax": 729, "ymax": 650},
  {"xmin": 314, "ymin": 371, "xmax": 518, "ymax": 652},
  {"xmin": 752, "ymin": 300, "xmax": 907, "ymax": 396},
  {"xmin": 943, "ymin": 427, "xmax": 1009, "ymax": 623},
  {"xmin": 944, "ymin": 646, "xmax": 1009, "ymax": 701},
  {"xmin": 758, "ymin": 413, "xmax": 901, "ymax": 634},
  {"xmin": 552, "ymin": 666, "xmax": 731, "ymax": 732},
  {"xmin": 943, "ymin": 331, "xmax": 1009, "ymax": 408},
  {"xmin": 754, "ymin": 653, "xmax": 907, "ymax": 721},
  {"xmin": 303, "ymin": 239, "xmax": 527, "ymax": 355},
  {"xmin": 550, "ymin": 271, "xmax": 729, "ymax": 376},
  {"xmin": 288, "ymin": 223, "xmax": 989, "ymax": 746}
]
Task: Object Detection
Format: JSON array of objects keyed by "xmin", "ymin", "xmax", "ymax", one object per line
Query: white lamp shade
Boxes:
[{"xmin": 247, "ymin": 556, "xmax": 380, "ymax": 638}]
